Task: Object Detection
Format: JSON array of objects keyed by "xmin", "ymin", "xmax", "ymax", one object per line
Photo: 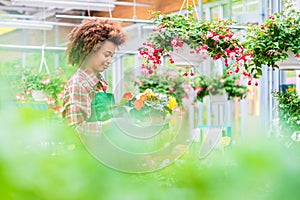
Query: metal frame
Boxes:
[
  {"xmin": 55, "ymin": 14, "xmax": 153, "ymax": 24},
  {"xmin": 0, "ymin": 19, "xmax": 53, "ymax": 30}
]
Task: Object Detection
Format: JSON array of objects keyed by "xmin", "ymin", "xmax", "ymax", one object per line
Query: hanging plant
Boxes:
[
  {"xmin": 243, "ymin": 0, "xmax": 300, "ymax": 78},
  {"xmin": 139, "ymin": 6, "xmax": 253, "ymax": 81},
  {"xmin": 15, "ymin": 68, "xmax": 66, "ymax": 111},
  {"xmin": 192, "ymin": 71, "xmax": 248, "ymax": 102}
]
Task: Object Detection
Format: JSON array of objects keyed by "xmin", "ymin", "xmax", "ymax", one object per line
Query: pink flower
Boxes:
[
  {"xmin": 40, "ymin": 78, "xmax": 50, "ymax": 84},
  {"xmin": 26, "ymin": 89, "xmax": 32, "ymax": 94},
  {"xmin": 56, "ymin": 92, "xmax": 64, "ymax": 100},
  {"xmin": 238, "ymin": 59, "xmax": 245, "ymax": 67},
  {"xmin": 168, "ymin": 88, "xmax": 174, "ymax": 93},
  {"xmin": 229, "ymin": 52, "xmax": 236, "ymax": 59},
  {"xmin": 230, "ymin": 34, "xmax": 237, "ymax": 40},
  {"xmin": 45, "ymin": 96, "xmax": 55, "ymax": 104},
  {"xmin": 245, "ymin": 54, "xmax": 253, "ymax": 62},
  {"xmin": 202, "ymin": 45, "xmax": 209, "ymax": 50},
  {"xmin": 170, "ymin": 38, "xmax": 183, "ymax": 47},
  {"xmin": 16, "ymin": 92, "xmax": 26, "ymax": 102},
  {"xmin": 206, "ymin": 31, "xmax": 214, "ymax": 39},
  {"xmin": 212, "ymin": 35, "xmax": 220, "ymax": 42},
  {"xmin": 195, "ymin": 86, "xmax": 203, "ymax": 92}
]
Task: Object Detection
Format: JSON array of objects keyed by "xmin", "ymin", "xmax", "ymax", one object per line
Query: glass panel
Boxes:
[
  {"xmin": 247, "ymin": 0, "xmax": 259, "ymax": 12},
  {"xmin": 222, "ymin": 4, "xmax": 229, "ymax": 18},
  {"xmin": 232, "ymin": 0, "xmax": 244, "ymax": 17},
  {"xmin": 210, "ymin": 6, "xmax": 220, "ymax": 19}
]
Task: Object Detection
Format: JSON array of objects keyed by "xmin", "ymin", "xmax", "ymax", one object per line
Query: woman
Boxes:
[{"xmin": 62, "ymin": 18, "xmax": 127, "ymax": 135}]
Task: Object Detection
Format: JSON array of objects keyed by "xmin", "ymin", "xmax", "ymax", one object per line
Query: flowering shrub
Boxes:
[
  {"xmin": 192, "ymin": 72, "xmax": 248, "ymax": 102},
  {"xmin": 139, "ymin": 6, "xmax": 255, "ymax": 81},
  {"xmin": 273, "ymin": 86, "xmax": 300, "ymax": 136},
  {"xmin": 15, "ymin": 68, "xmax": 66, "ymax": 111},
  {"xmin": 243, "ymin": 0, "xmax": 300, "ymax": 78}
]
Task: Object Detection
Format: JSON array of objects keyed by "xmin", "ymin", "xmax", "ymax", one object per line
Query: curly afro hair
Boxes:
[{"xmin": 65, "ymin": 18, "xmax": 128, "ymax": 67}]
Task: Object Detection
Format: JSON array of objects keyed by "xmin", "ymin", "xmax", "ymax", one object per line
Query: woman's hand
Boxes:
[{"xmin": 102, "ymin": 118, "xmax": 113, "ymax": 132}]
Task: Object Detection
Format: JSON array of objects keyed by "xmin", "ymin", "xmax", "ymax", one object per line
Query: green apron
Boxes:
[
  {"xmin": 89, "ymin": 92, "xmax": 115, "ymax": 122},
  {"xmin": 88, "ymin": 91, "xmax": 169, "ymax": 153}
]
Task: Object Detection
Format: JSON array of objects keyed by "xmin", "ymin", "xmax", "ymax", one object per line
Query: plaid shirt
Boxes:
[{"xmin": 62, "ymin": 68, "xmax": 108, "ymax": 135}]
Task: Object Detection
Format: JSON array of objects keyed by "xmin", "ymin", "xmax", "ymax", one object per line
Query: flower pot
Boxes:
[
  {"xmin": 129, "ymin": 107, "xmax": 168, "ymax": 127},
  {"xmin": 209, "ymin": 92, "xmax": 228, "ymax": 103},
  {"xmin": 31, "ymin": 90, "xmax": 46, "ymax": 101},
  {"xmin": 170, "ymin": 43, "xmax": 205, "ymax": 67},
  {"xmin": 276, "ymin": 51, "xmax": 300, "ymax": 70}
]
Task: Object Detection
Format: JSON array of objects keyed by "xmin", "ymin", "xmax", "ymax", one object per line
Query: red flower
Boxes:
[{"xmin": 122, "ymin": 92, "xmax": 133, "ymax": 100}]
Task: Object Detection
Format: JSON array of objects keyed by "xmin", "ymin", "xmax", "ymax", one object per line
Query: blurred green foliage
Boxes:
[
  {"xmin": 1, "ymin": 81, "xmax": 300, "ymax": 200},
  {"xmin": 1, "ymin": 51, "xmax": 300, "ymax": 200}
]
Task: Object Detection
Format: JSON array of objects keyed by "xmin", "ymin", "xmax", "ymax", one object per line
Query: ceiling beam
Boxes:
[{"xmin": 11, "ymin": 0, "xmax": 115, "ymax": 11}]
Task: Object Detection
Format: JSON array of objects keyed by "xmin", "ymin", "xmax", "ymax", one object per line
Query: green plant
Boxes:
[
  {"xmin": 243, "ymin": 0, "xmax": 300, "ymax": 78},
  {"xmin": 15, "ymin": 68, "xmax": 66, "ymax": 107},
  {"xmin": 272, "ymin": 86, "xmax": 300, "ymax": 136},
  {"xmin": 193, "ymin": 72, "xmax": 248, "ymax": 102}
]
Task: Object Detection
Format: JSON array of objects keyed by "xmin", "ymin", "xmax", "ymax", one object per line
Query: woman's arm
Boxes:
[{"xmin": 62, "ymin": 82, "xmax": 110, "ymax": 136}]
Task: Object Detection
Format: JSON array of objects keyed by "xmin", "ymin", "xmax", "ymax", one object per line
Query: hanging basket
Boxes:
[
  {"xmin": 209, "ymin": 92, "xmax": 228, "ymax": 103},
  {"xmin": 170, "ymin": 43, "xmax": 206, "ymax": 67},
  {"xmin": 276, "ymin": 51, "xmax": 300, "ymax": 70},
  {"xmin": 31, "ymin": 90, "xmax": 46, "ymax": 101}
]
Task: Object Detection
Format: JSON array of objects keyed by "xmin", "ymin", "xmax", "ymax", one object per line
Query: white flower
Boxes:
[
  {"xmin": 212, "ymin": 35, "xmax": 220, "ymax": 42},
  {"xmin": 245, "ymin": 55, "xmax": 252, "ymax": 62},
  {"xmin": 206, "ymin": 31, "xmax": 213, "ymax": 39},
  {"xmin": 159, "ymin": 93, "xmax": 167, "ymax": 100},
  {"xmin": 229, "ymin": 52, "xmax": 236, "ymax": 59},
  {"xmin": 238, "ymin": 59, "xmax": 245, "ymax": 67},
  {"xmin": 231, "ymin": 34, "xmax": 237, "ymax": 40}
]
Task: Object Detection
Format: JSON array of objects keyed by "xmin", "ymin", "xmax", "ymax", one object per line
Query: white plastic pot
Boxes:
[
  {"xmin": 276, "ymin": 51, "xmax": 300, "ymax": 70},
  {"xmin": 31, "ymin": 90, "xmax": 46, "ymax": 101},
  {"xmin": 170, "ymin": 43, "xmax": 206, "ymax": 67}
]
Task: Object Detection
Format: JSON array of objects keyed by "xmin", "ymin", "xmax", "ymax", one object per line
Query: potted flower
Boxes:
[
  {"xmin": 139, "ymin": 6, "xmax": 248, "ymax": 74},
  {"xmin": 15, "ymin": 68, "xmax": 66, "ymax": 111},
  {"xmin": 134, "ymin": 69, "xmax": 188, "ymax": 106},
  {"xmin": 243, "ymin": 0, "xmax": 300, "ymax": 77},
  {"xmin": 115, "ymin": 89, "xmax": 177, "ymax": 127}
]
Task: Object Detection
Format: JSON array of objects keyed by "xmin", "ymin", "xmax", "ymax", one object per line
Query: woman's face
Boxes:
[{"xmin": 84, "ymin": 40, "xmax": 117, "ymax": 74}]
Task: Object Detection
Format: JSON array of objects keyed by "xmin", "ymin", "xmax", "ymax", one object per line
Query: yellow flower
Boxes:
[
  {"xmin": 286, "ymin": 86, "xmax": 296, "ymax": 93},
  {"xmin": 167, "ymin": 96, "xmax": 177, "ymax": 109},
  {"xmin": 144, "ymin": 88, "xmax": 154, "ymax": 98},
  {"xmin": 170, "ymin": 119, "xmax": 176, "ymax": 124}
]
